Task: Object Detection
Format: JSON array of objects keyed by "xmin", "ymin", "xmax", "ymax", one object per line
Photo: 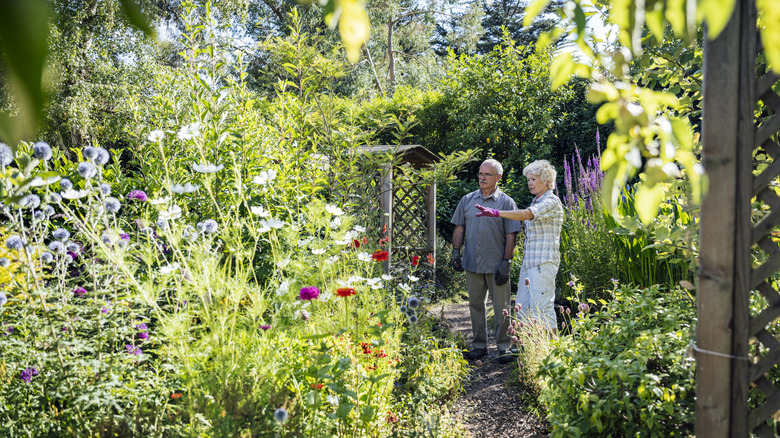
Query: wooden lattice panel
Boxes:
[
  {"xmin": 391, "ymin": 183, "xmax": 428, "ymax": 250},
  {"xmin": 746, "ymin": 70, "xmax": 780, "ymax": 436}
]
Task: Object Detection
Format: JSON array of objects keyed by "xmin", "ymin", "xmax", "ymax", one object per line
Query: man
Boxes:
[
  {"xmin": 451, "ymin": 159, "xmax": 522, "ymax": 363},
  {"xmin": 475, "ymin": 159, "xmax": 564, "ymax": 332}
]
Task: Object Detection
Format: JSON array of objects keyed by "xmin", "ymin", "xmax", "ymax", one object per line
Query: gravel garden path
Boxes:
[{"xmin": 432, "ymin": 302, "xmax": 549, "ymax": 438}]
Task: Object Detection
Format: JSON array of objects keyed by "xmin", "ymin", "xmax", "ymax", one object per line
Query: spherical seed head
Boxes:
[{"xmin": 33, "ymin": 142, "xmax": 52, "ymax": 161}]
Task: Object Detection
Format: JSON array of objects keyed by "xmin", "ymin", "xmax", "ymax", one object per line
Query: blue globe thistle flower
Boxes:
[
  {"xmin": 101, "ymin": 232, "xmax": 115, "ymax": 246},
  {"xmin": 117, "ymin": 239, "xmax": 128, "ymax": 249},
  {"xmin": 202, "ymin": 219, "xmax": 218, "ymax": 234},
  {"xmin": 60, "ymin": 178, "xmax": 73, "ymax": 191},
  {"xmin": 100, "ymin": 183, "xmax": 111, "ymax": 195},
  {"xmin": 41, "ymin": 252, "xmax": 54, "ymax": 263},
  {"xmin": 49, "ymin": 241, "xmax": 65, "ymax": 254},
  {"xmin": 82, "ymin": 146, "xmax": 98, "ymax": 160},
  {"xmin": 182, "ymin": 226, "xmax": 199, "ymax": 241},
  {"xmin": 44, "ymin": 205, "xmax": 55, "ymax": 216},
  {"xmin": 0, "ymin": 292, "xmax": 6, "ymax": 307},
  {"xmin": 77, "ymin": 162, "xmax": 97, "ymax": 179},
  {"xmin": 407, "ymin": 296, "xmax": 420, "ymax": 309},
  {"xmin": 32, "ymin": 210, "xmax": 45, "ymax": 222},
  {"xmin": 104, "ymin": 197, "xmax": 121, "ymax": 213},
  {"xmin": 20, "ymin": 194, "xmax": 41, "ymax": 209},
  {"xmin": 140, "ymin": 227, "xmax": 154, "ymax": 236},
  {"xmin": 0, "ymin": 143, "xmax": 12, "ymax": 167},
  {"xmin": 47, "ymin": 192, "xmax": 62, "ymax": 204},
  {"xmin": 64, "ymin": 254, "xmax": 74, "ymax": 264},
  {"xmin": 52, "ymin": 228, "xmax": 71, "ymax": 241},
  {"xmin": 0, "ymin": 257, "xmax": 9, "ymax": 267},
  {"xmin": 6, "ymin": 235, "xmax": 24, "ymax": 250},
  {"xmin": 408, "ymin": 314, "xmax": 419, "ymax": 324},
  {"xmin": 95, "ymin": 148, "xmax": 110, "ymax": 165},
  {"xmin": 274, "ymin": 408, "xmax": 289, "ymax": 423},
  {"xmin": 32, "ymin": 142, "xmax": 52, "ymax": 161},
  {"xmin": 399, "ymin": 305, "xmax": 408, "ymax": 314},
  {"xmin": 156, "ymin": 218, "xmax": 168, "ymax": 230},
  {"xmin": 66, "ymin": 242, "xmax": 80, "ymax": 254}
]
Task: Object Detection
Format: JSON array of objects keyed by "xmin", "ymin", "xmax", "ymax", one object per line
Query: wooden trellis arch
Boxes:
[
  {"xmin": 358, "ymin": 145, "xmax": 438, "ymax": 269},
  {"xmin": 698, "ymin": 0, "xmax": 780, "ymax": 435}
]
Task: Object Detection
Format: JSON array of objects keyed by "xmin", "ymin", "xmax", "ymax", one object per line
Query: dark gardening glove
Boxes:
[
  {"xmin": 451, "ymin": 248, "xmax": 464, "ymax": 272},
  {"xmin": 495, "ymin": 259, "xmax": 510, "ymax": 285}
]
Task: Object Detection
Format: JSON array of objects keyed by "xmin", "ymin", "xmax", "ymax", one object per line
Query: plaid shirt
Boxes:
[{"xmin": 521, "ymin": 190, "xmax": 564, "ymax": 269}]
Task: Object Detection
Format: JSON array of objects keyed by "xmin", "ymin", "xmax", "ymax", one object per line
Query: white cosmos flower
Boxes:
[
  {"xmin": 347, "ymin": 275, "xmax": 364, "ymax": 284},
  {"xmin": 367, "ymin": 278, "xmax": 382, "ymax": 286},
  {"xmin": 276, "ymin": 279, "xmax": 290, "ymax": 296},
  {"xmin": 160, "ymin": 262, "xmax": 180, "ymax": 274},
  {"xmin": 148, "ymin": 130, "xmax": 165, "ymax": 142},
  {"xmin": 325, "ymin": 204, "xmax": 344, "ymax": 216},
  {"xmin": 408, "ymin": 275, "xmax": 420, "ymax": 282},
  {"xmin": 381, "ymin": 274, "xmax": 393, "ymax": 281},
  {"xmin": 149, "ymin": 196, "xmax": 171, "ymax": 205},
  {"xmin": 325, "ymin": 255, "xmax": 339, "ymax": 265},
  {"xmin": 177, "ymin": 123, "xmax": 201, "ymax": 140},
  {"xmin": 353, "ymin": 225, "xmax": 366, "ymax": 233},
  {"xmin": 61, "ymin": 189, "xmax": 89, "ymax": 200},
  {"xmin": 192, "ymin": 162, "xmax": 224, "ymax": 173},
  {"xmin": 330, "ymin": 217, "xmax": 342, "ymax": 229},
  {"xmin": 399, "ymin": 283, "xmax": 412, "ymax": 292},
  {"xmin": 319, "ymin": 291, "xmax": 332, "ymax": 302},
  {"xmin": 327, "ymin": 395, "xmax": 338, "ymax": 405},
  {"xmin": 253, "ymin": 170, "xmax": 277, "ymax": 185},
  {"xmin": 276, "ymin": 258, "xmax": 290, "ymax": 268},
  {"xmin": 335, "ymin": 238, "xmax": 350, "ymax": 245},
  {"xmin": 250, "ymin": 205, "xmax": 270, "ymax": 217},
  {"xmin": 357, "ymin": 252, "xmax": 372, "ymax": 262},
  {"xmin": 258, "ymin": 224, "xmax": 271, "ymax": 233},
  {"xmin": 159, "ymin": 205, "xmax": 183, "ymax": 221},
  {"xmin": 371, "ymin": 283, "xmax": 383, "ymax": 290},
  {"xmin": 171, "ymin": 183, "xmax": 200, "ymax": 194},
  {"xmin": 312, "ymin": 248, "xmax": 326, "ymax": 255},
  {"xmin": 261, "ymin": 218, "xmax": 285, "ymax": 229}
]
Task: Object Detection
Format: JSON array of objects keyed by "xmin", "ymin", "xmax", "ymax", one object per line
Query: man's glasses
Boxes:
[{"xmin": 477, "ymin": 172, "xmax": 496, "ymax": 178}]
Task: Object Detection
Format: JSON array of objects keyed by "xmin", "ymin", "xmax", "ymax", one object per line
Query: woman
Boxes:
[{"xmin": 475, "ymin": 159, "xmax": 564, "ymax": 331}]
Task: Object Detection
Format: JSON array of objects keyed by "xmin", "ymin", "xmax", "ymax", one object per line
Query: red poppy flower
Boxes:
[
  {"xmin": 371, "ymin": 250, "xmax": 389, "ymax": 262},
  {"xmin": 353, "ymin": 239, "xmax": 360, "ymax": 248},
  {"xmin": 311, "ymin": 383, "xmax": 324, "ymax": 390},
  {"xmin": 411, "ymin": 255, "xmax": 420, "ymax": 267},
  {"xmin": 336, "ymin": 287, "xmax": 356, "ymax": 297}
]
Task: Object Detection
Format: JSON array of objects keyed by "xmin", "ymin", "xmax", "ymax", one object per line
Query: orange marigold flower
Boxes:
[
  {"xmin": 336, "ymin": 287, "xmax": 356, "ymax": 297},
  {"xmin": 371, "ymin": 250, "xmax": 389, "ymax": 262},
  {"xmin": 426, "ymin": 253, "xmax": 435, "ymax": 265},
  {"xmin": 170, "ymin": 393, "xmax": 183, "ymax": 399},
  {"xmin": 411, "ymin": 255, "xmax": 420, "ymax": 267}
]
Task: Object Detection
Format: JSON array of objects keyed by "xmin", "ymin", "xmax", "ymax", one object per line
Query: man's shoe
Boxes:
[
  {"xmin": 498, "ymin": 350, "xmax": 516, "ymax": 364},
  {"xmin": 465, "ymin": 348, "xmax": 487, "ymax": 360}
]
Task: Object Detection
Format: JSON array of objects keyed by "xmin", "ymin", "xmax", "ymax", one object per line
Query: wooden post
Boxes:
[
  {"xmin": 379, "ymin": 163, "xmax": 393, "ymax": 272},
  {"xmin": 427, "ymin": 182, "xmax": 437, "ymax": 262},
  {"xmin": 697, "ymin": 3, "xmax": 740, "ymax": 436}
]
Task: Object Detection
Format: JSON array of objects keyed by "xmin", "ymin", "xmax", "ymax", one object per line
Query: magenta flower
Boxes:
[
  {"xmin": 127, "ymin": 190, "xmax": 148, "ymax": 202},
  {"xmin": 72, "ymin": 287, "xmax": 87, "ymax": 298},
  {"xmin": 299, "ymin": 286, "xmax": 320, "ymax": 301},
  {"xmin": 138, "ymin": 332, "xmax": 149, "ymax": 341},
  {"xmin": 259, "ymin": 324, "xmax": 271, "ymax": 330}
]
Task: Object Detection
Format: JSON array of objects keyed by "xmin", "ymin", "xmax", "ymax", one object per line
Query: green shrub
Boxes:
[{"xmin": 538, "ymin": 283, "xmax": 696, "ymax": 437}]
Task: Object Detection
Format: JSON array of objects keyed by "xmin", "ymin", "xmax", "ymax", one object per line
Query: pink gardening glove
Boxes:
[{"xmin": 475, "ymin": 204, "xmax": 500, "ymax": 218}]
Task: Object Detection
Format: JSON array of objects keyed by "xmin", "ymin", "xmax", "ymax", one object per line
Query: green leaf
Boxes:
[
  {"xmin": 759, "ymin": 0, "xmax": 780, "ymax": 73},
  {"xmin": 550, "ymin": 53, "xmax": 577, "ymax": 89},
  {"xmin": 635, "ymin": 183, "xmax": 666, "ymax": 225},
  {"xmin": 699, "ymin": 0, "xmax": 737, "ymax": 40},
  {"xmin": 118, "ymin": 0, "xmax": 154, "ymax": 36},
  {"xmin": 524, "ymin": 0, "xmax": 552, "ymax": 27}
]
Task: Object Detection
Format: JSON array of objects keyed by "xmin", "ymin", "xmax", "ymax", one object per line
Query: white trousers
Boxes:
[{"xmin": 516, "ymin": 262, "xmax": 558, "ymax": 330}]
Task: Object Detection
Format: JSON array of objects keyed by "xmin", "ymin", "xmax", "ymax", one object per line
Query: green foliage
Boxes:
[{"xmin": 538, "ymin": 283, "xmax": 696, "ymax": 437}]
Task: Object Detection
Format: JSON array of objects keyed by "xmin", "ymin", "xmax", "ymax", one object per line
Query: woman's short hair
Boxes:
[
  {"xmin": 483, "ymin": 159, "xmax": 503, "ymax": 176},
  {"xmin": 523, "ymin": 160, "xmax": 557, "ymax": 191}
]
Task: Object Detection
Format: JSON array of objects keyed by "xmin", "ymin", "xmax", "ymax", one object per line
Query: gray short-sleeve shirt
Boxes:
[{"xmin": 451, "ymin": 189, "xmax": 523, "ymax": 273}]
